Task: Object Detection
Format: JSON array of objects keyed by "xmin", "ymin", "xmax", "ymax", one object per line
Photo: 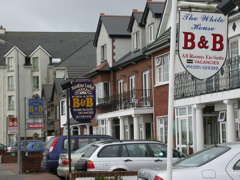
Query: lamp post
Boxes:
[
  {"xmin": 0, "ymin": 39, "xmax": 21, "ymax": 174},
  {"xmin": 61, "ymin": 80, "xmax": 72, "ymax": 174}
]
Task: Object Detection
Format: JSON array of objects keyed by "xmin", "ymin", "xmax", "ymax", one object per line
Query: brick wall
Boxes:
[{"xmin": 22, "ymin": 155, "xmax": 44, "ymax": 173}]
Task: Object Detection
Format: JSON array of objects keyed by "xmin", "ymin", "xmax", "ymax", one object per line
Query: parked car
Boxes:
[
  {"xmin": 10, "ymin": 140, "xmax": 43, "ymax": 152},
  {"xmin": 41, "ymin": 135, "xmax": 117, "ymax": 174},
  {"xmin": 46, "ymin": 136, "xmax": 55, "ymax": 143},
  {"xmin": 0, "ymin": 143, "xmax": 7, "ymax": 151},
  {"xmin": 138, "ymin": 143, "xmax": 240, "ymax": 180},
  {"xmin": 57, "ymin": 140, "xmax": 115, "ymax": 178},
  {"xmin": 26, "ymin": 141, "xmax": 45, "ymax": 152},
  {"xmin": 75, "ymin": 140, "xmax": 184, "ymax": 172}
]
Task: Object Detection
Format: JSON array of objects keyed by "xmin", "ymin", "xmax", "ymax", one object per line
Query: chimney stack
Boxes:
[{"xmin": 0, "ymin": 25, "xmax": 6, "ymax": 35}]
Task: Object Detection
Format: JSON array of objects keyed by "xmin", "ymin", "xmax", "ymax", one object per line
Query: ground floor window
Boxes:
[{"xmin": 157, "ymin": 116, "xmax": 168, "ymax": 143}]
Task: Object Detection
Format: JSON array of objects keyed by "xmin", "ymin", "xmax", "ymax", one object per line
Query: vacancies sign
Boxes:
[
  {"xmin": 178, "ymin": 11, "xmax": 228, "ymax": 79},
  {"xmin": 70, "ymin": 82, "xmax": 96, "ymax": 123}
]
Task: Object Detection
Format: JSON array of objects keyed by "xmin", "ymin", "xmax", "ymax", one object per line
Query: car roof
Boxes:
[{"xmin": 91, "ymin": 140, "xmax": 165, "ymax": 147}]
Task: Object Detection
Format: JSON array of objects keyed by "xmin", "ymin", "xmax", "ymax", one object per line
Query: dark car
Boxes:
[
  {"xmin": 41, "ymin": 135, "xmax": 117, "ymax": 173},
  {"xmin": 0, "ymin": 144, "xmax": 7, "ymax": 151},
  {"xmin": 10, "ymin": 140, "xmax": 43, "ymax": 152}
]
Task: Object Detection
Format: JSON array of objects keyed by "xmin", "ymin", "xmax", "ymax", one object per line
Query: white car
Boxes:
[
  {"xmin": 138, "ymin": 143, "xmax": 240, "ymax": 180},
  {"xmin": 75, "ymin": 141, "xmax": 184, "ymax": 172}
]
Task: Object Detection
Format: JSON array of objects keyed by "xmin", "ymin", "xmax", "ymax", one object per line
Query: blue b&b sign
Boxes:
[
  {"xmin": 70, "ymin": 82, "xmax": 96, "ymax": 123},
  {"xmin": 28, "ymin": 98, "xmax": 44, "ymax": 119}
]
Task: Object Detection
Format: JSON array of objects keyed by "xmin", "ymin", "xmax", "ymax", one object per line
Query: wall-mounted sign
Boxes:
[
  {"xmin": 28, "ymin": 123, "xmax": 44, "ymax": 129},
  {"xmin": 8, "ymin": 117, "xmax": 18, "ymax": 134},
  {"xmin": 28, "ymin": 98, "xmax": 44, "ymax": 119},
  {"xmin": 178, "ymin": 11, "xmax": 228, "ymax": 79},
  {"xmin": 70, "ymin": 82, "xmax": 96, "ymax": 123}
]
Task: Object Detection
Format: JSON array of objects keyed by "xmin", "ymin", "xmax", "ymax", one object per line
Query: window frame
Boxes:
[
  {"xmin": 148, "ymin": 23, "xmax": 154, "ymax": 43},
  {"xmin": 230, "ymin": 39, "xmax": 239, "ymax": 58},
  {"xmin": 133, "ymin": 31, "xmax": 140, "ymax": 50},
  {"xmin": 7, "ymin": 76, "xmax": 14, "ymax": 91},
  {"xmin": 100, "ymin": 44, "xmax": 107, "ymax": 61},
  {"xmin": 8, "ymin": 95, "xmax": 14, "ymax": 110},
  {"xmin": 60, "ymin": 100, "xmax": 65, "ymax": 115},
  {"xmin": 32, "ymin": 76, "xmax": 39, "ymax": 90},
  {"xmin": 7, "ymin": 57, "xmax": 14, "ymax": 71},
  {"xmin": 155, "ymin": 54, "xmax": 170, "ymax": 85},
  {"xmin": 32, "ymin": 57, "xmax": 39, "ymax": 72}
]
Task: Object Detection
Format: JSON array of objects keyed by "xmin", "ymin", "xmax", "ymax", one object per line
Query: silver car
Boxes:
[
  {"xmin": 75, "ymin": 141, "xmax": 184, "ymax": 172},
  {"xmin": 138, "ymin": 143, "xmax": 240, "ymax": 180}
]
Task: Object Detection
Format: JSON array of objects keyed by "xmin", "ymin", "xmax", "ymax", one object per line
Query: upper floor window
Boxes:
[
  {"xmin": 133, "ymin": 31, "xmax": 140, "ymax": 50},
  {"xmin": 33, "ymin": 76, "xmax": 39, "ymax": 90},
  {"xmin": 155, "ymin": 54, "xmax": 169, "ymax": 85},
  {"xmin": 95, "ymin": 82, "xmax": 110, "ymax": 104},
  {"xmin": 60, "ymin": 100, "xmax": 65, "ymax": 115},
  {"xmin": 8, "ymin": 76, "xmax": 14, "ymax": 91},
  {"xmin": 148, "ymin": 23, "xmax": 154, "ymax": 43},
  {"xmin": 32, "ymin": 57, "xmax": 39, "ymax": 72},
  {"xmin": 230, "ymin": 40, "xmax": 239, "ymax": 58},
  {"xmin": 7, "ymin": 57, "xmax": 14, "ymax": 71},
  {"xmin": 8, "ymin": 95, "xmax": 14, "ymax": 110},
  {"xmin": 101, "ymin": 44, "xmax": 107, "ymax": 61}
]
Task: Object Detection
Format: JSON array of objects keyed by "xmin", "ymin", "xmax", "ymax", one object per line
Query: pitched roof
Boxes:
[
  {"xmin": 85, "ymin": 60, "xmax": 111, "ymax": 78},
  {"xmin": 141, "ymin": 2, "xmax": 165, "ymax": 25},
  {"xmin": 54, "ymin": 78, "xmax": 65, "ymax": 98},
  {"xmin": 93, "ymin": 15, "xmax": 131, "ymax": 46},
  {"xmin": 127, "ymin": 11, "xmax": 144, "ymax": 32},
  {"xmin": 42, "ymin": 84, "xmax": 54, "ymax": 102},
  {"xmin": 0, "ymin": 31, "xmax": 95, "ymax": 65}
]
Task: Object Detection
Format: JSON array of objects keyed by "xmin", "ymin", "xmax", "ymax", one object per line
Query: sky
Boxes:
[{"xmin": 0, "ymin": 0, "xmax": 148, "ymax": 32}]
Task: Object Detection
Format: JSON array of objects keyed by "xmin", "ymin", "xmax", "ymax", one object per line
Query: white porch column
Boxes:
[
  {"xmin": 133, "ymin": 115, "xmax": 140, "ymax": 140},
  {"xmin": 86, "ymin": 124, "xmax": 90, "ymax": 135},
  {"xmin": 70, "ymin": 126, "xmax": 73, "ymax": 135},
  {"xmin": 119, "ymin": 116, "xmax": 125, "ymax": 140},
  {"xmin": 78, "ymin": 125, "xmax": 81, "ymax": 135},
  {"xmin": 142, "ymin": 122, "xmax": 146, "ymax": 140},
  {"xmin": 107, "ymin": 118, "xmax": 113, "ymax": 136},
  {"xmin": 193, "ymin": 104, "xmax": 205, "ymax": 151},
  {"xmin": 192, "ymin": 106, "xmax": 197, "ymax": 153},
  {"xmin": 224, "ymin": 100, "xmax": 236, "ymax": 142}
]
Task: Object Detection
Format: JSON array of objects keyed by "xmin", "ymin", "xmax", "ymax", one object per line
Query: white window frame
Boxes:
[
  {"xmin": 148, "ymin": 23, "xmax": 154, "ymax": 43},
  {"xmin": 8, "ymin": 95, "xmax": 14, "ymax": 110},
  {"xmin": 230, "ymin": 39, "xmax": 239, "ymax": 58},
  {"xmin": 157, "ymin": 116, "xmax": 168, "ymax": 143},
  {"xmin": 155, "ymin": 54, "xmax": 170, "ymax": 85},
  {"xmin": 33, "ymin": 76, "xmax": 39, "ymax": 90},
  {"xmin": 101, "ymin": 44, "xmax": 107, "ymax": 61},
  {"xmin": 218, "ymin": 111, "xmax": 226, "ymax": 122},
  {"xmin": 7, "ymin": 57, "xmax": 14, "ymax": 71},
  {"xmin": 60, "ymin": 100, "xmax": 65, "ymax": 115},
  {"xmin": 32, "ymin": 57, "xmax": 39, "ymax": 72},
  {"xmin": 95, "ymin": 82, "xmax": 110, "ymax": 105},
  {"xmin": 7, "ymin": 76, "xmax": 14, "ymax": 91},
  {"xmin": 133, "ymin": 31, "xmax": 140, "ymax": 50}
]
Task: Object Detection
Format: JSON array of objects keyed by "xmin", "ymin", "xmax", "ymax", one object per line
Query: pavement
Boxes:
[{"xmin": 0, "ymin": 163, "xmax": 61, "ymax": 180}]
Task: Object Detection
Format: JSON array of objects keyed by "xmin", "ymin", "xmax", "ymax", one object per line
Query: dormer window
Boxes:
[
  {"xmin": 7, "ymin": 57, "xmax": 14, "ymax": 71},
  {"xmin": 32, "ymin": 57, "xmax": 39, "ymax": 72},
  {"xmin": 133, "ymin": 31, "xmax": 140, "ymax": 50},
  {"xmin": 148, "ymin": 23, "xmax": 154, "ymax": 43},
  {"xmin": 101, "ymin": 44, "xmax": 107, "ymax": 61}
]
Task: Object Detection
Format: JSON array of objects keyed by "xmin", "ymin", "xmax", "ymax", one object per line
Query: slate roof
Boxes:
[
  {"xmin": 42, "ymin": 84, "xmax": 54, "ymax": 102},
  {"xmin": 0, "ymin": 31, "xmax": 95, "ymax": 65},
  {"xmin": 93, "ymin": 15, "xmax": 131, "ymax": 46},
  {"xmin": 127, "ymin": 11, "xmax": 144, "ymax": 32},
  {"xmin": 54, "ymin": 78, "xmax": 65, "ymax": 98},
  {"xmin": 85, "ymin": 60, "xmax": 111, "ymax": 78},
  {"xmin": 141, "ymin": 2, "xmax": 165, "ymax": 25}
]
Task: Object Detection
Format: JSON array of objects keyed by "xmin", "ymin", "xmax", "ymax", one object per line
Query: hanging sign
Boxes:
[
  {"xmin": 8, "ymin": 117, "xmax": 18, "ymax": 134},
  {"xmin": 70, "ymin": 82, "xmax": 96, "ymax": 123},
  {"xmin": 28, "ymin": 98, "xmax": 44, "ymax": 118},
  {"xmin": 178, "ymin": 11, "xmax": 228, "ymax": 79}
]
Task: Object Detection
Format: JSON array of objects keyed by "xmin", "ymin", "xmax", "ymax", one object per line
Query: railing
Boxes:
[
  {"xmin": 97, "ymin": 89, "xmax": 152, "ymax": 113},
  {"xmin": 175, "ymin": 56, "xmax": 240, "ymax": 100}
]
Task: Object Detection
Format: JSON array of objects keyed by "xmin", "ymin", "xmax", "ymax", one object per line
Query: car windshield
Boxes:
[
  {"xmin": 74, "ymin": 142, "xmax": 98, "ymax": 154},
  {"xmin": 174, "ymin": 146, "xmax": 230, "ymax": 167}
]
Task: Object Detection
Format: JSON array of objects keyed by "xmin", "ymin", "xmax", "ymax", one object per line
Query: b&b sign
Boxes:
[
  {"xmin": 178, "ymin": 11, "xmax": 228, "ymax": 79},
  {"xmin": 70, "ymin": 82, "xmax": 96, "ymax": 123}
]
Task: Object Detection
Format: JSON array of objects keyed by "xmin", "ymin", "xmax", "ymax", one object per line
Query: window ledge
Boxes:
[{"xmin": 154, "ymin": 82, "xmax": 169, "ymax": 87}]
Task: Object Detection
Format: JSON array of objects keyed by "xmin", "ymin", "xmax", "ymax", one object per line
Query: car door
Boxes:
[
  {"xmin": 226, "ymin": 152, "xmax": 240, "ymax": 179},
  {"xmin": 148, "ymin": 143, "xmax": 180, "ymax": 170},
  {"xmin": 120, "ymin": 143, "xmax": 155, "ymax": 171}
]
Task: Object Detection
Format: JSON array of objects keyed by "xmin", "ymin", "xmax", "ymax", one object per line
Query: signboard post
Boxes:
[{"xmin": 178, "ymin": 11, "xmax": 228, "ymax": 79}]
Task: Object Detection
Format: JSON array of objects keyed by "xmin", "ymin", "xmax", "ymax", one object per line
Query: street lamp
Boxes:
[{"xmin": 0, "ymin": 39, "xmax": 21, "ymax": 174}]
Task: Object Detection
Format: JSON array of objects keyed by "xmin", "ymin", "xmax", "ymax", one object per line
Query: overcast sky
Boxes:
[{"xmin": 0, "ymin": 0, "xmax": 148, "ymax": 32}]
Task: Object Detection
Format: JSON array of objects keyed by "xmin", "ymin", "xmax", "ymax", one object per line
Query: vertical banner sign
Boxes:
[
  {"xmin": 8, "ymin": 117, "xmax": 18, "ymax": 134},
  {"xmin": 178, "ymin": 11, "xmax": 228, "ymax": 79},
  {"xmin": 28, "ymin": 98, "xmax": 44, "ymax": 128},
  {"xmin": 70, "ymin": 82, "xmax": 96, "ymax": 123}
]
